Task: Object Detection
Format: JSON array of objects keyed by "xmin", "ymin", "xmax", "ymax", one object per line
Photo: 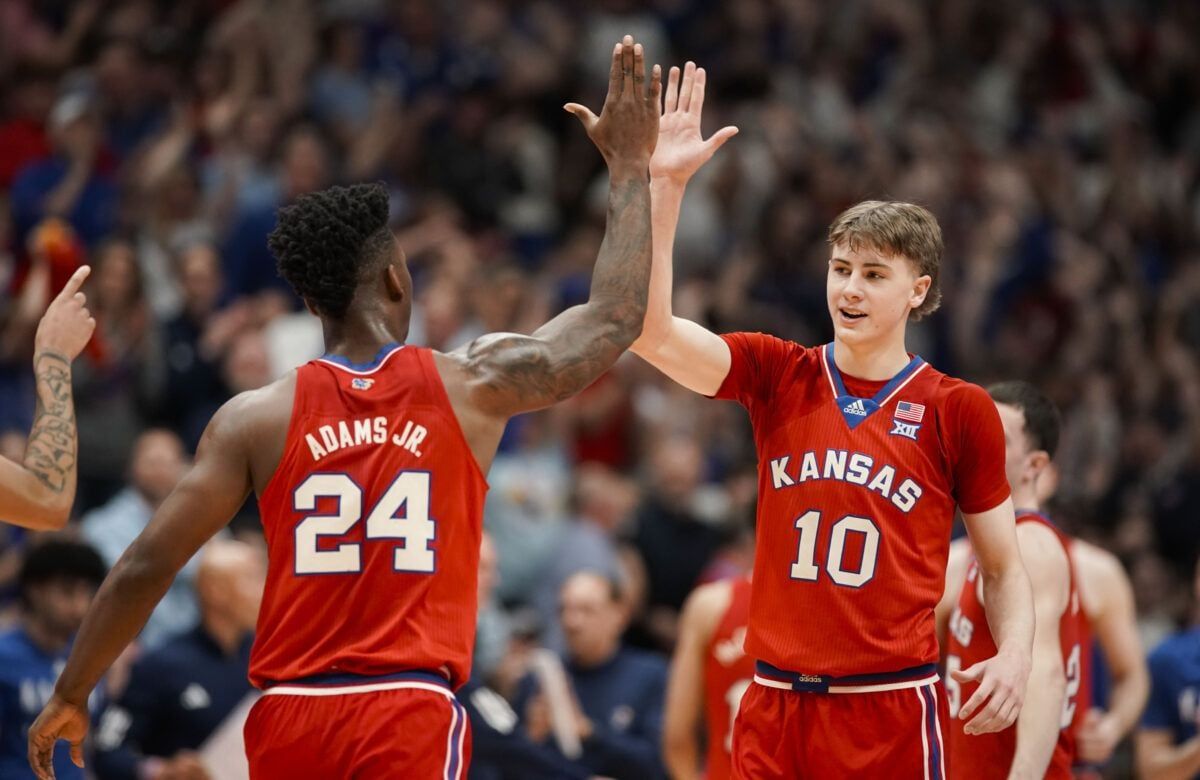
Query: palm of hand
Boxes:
[{"xmin": 650, "ymin": 112, "xmax": 709, "ymax": 181}]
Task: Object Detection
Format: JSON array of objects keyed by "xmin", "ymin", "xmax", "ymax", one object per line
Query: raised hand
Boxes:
[
  {"xmin": 650, "ymin": 62, "xmax": 738, "ymax": 185},
  {"xmin": 34, "ymin": 265, "xmax": 95, "ymax": 361},
  {"xmin": 565, "ymin": 35, "xmax": 662, "ymax": 172}
]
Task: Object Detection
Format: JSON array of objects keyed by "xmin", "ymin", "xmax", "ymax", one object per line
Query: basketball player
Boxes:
[
  {"xmin": 663, "ymin": 573, "xmax": 753, "ymax": 780},
  {"xmin": 630, "ymin": 62, "xmax": 1034, "ymax": 778},
  {"xmin": 938, "ymin": 382, "xmax": 1080, "ymax": 778},
  {"xmin": 27, "ymin": 37, "xmax": 661, "ymax": 779},
  {"xmin": 1028, "ymin": 466, "xmax": 1149, "ymax": 771},
  {"xmin": 1, "ymin": 265, "xmax": 94, "ymax": 530},
  {"xmin": 1070, "ymin": 536, "xmax": 1149, "ymax": 769}
]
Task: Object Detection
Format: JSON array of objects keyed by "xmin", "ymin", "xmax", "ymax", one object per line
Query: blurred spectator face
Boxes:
[
  {"xmin": 240, "ymin": 101, "xmax": 280, "ymax": 161},
  {"xmin": 223, "ymin": 330, "xmax": 271, "ymax": 393},
  {"xmin": 826, "ymin": 244, "xmax": 927, "ymax": 348},
  {"xmin": 282, "ymin": 129, "xmax": 329, "ymax": 199},
  {"xmin": 130, "ymin": 429, "xmax": 186, "ymax": 505},
  {"xmin": 560, "ymin": 572, "xmax": 624, "ymax": 667},
  {"xmin": 93, "ymin": 240, "xmax": 141, "ymax": 312},
  {"xmin": 649, "ymin": 436, "xmax": 704, "ymax": 505},
  {"xmin": 48, "ymin": 97, "xmax": 101, "ymax": 158},
  {"xmin": 197, "ymin": 540, "xmax": 267, "ymax": 634},
  {"xmin": 95, "ymin": 41, "xmax": 145, "ymax": 109},
  {"xmin": 179, "ymin": 243, "xmax": 223, "ymax": 318},
  {"xmin": 158, "ymin": 164, "xmax": 200, "ymax": 221},
  {"xmin": 478, "ymin": 531, "xmax": 497, "ymax": 604},
  {"xmin": 575, "ymin": 464, "xmax": 638, "ymax": 532},
  {"xmin": 27, "ymin": 578, "xmax": 96, "ymax": 640},
  {"xmin": 419, "ymin": 276, "xmax": 465, "ymax": 351}
]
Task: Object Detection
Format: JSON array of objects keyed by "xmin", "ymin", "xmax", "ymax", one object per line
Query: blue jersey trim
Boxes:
[
  {"xmin": 825, "ymin": 342, "xmax": 925, "ymax": 429},
  {"xmin": 755, "ymin": 660, "xmax": 938, "ymax": 693},
  {"xmin": 320, "ymin": 342, "xmax": 402, "ymax": 371}
]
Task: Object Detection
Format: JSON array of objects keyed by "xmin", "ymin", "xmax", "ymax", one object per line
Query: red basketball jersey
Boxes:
[
  {"xmin": 703, "ymin": 576, "xmax": 753, "ymax": 780},
  {"xmin": 714, "ymin": 335, "xmax": 1009, "ymax": 680},
  {"xmin": 945, "ymin": 512, "xmax": 1082, "ymax": 779},
  {"xmin": 249, "ymin": 343, "xmax": 488, "ymax": 690}
]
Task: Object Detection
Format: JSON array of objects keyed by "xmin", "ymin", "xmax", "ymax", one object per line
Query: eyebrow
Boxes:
[{"xmin": 831, "ymin": 257, "xmax": 892, "ymax": 269}]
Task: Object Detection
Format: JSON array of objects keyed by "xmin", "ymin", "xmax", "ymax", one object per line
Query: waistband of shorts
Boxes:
[
  {"xmin": 262, "ymin": 670, "xmax": 454, "ymax": 698},
  {"xmin": 753, "ymin": 660, "xmax": 939, "ymax": 694}
]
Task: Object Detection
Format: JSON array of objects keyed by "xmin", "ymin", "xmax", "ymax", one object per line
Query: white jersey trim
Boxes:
[{"xmin": 263, "ymin": 680, "xmax": 454, "ymax": 699}]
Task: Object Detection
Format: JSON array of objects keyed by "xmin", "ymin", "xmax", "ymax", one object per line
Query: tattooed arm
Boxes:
[
  {"xmin": 447, "ymin": 38, "xmax": 660, "ymax": 423},
  {"xmin": 0, "ymin": 266, "xmax": 95, "ymax": 530}
]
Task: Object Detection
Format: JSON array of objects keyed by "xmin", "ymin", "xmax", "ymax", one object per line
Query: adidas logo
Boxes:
[{"xmin": 843, "ymin": 399, "xmax": 868, "ymax": 416}]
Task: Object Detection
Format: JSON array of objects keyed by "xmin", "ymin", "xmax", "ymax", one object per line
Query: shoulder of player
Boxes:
[
  {"xmin": 680, "ymin": 579, "xmax": 735, "ymax": 640},
  {"xmin": 211, "ymin": 372, "xmax": 298, "ymax": 440},
  {"xmin": 1015, "ymin": 522, "xmax": 1070, "ymax": 584},
  {"xmin": 1071, "ymin": 539, "xmax": 1129, "ymax": 618}
]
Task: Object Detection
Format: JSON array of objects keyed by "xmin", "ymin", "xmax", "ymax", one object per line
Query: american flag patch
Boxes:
[
  {"xmin": 895, "ymin": 401, "xmax": 925, "ymax": 423},
  {"xmin": 351, "ymin": 377, "xmax": 375, "ymax": 391}
]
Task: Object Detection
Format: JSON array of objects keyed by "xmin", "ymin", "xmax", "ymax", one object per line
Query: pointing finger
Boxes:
[
  {"xmin": 664, "ymin": 66, "xmax": 680, "ymax": 113},
  {"xmin": 56, "ymin": 265, "xmax": 91, "ymax": 301}
]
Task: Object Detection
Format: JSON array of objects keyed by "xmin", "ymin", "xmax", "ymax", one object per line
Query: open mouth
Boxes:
[{"xmin": 839, "ymin": 308, "xmax": 867, "ymax": 321}]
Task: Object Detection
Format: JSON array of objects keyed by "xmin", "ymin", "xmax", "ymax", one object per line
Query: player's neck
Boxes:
[
  {"xmin": 1011, "ymin": 488, "xmax": 1040, "ymax": 513},
  {"xmin": 322, "ymin": 312, "xmax": 408, "ymax": 362},
  {"xmin": 832, "ymin": 333, "xmax": 911, "ymax": 381}
]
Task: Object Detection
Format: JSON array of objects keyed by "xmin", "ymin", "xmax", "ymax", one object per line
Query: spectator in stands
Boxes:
[
  {"xmin": 463, "ymin": 531, "xmax": 593, "ymax": 780},
  {"xmin": 92, "ymin": 539, "xmax": 265, "ymax": 780},
  {"xmin": 0, "ymin": 539, "xmax": 106, "ymax": 780},
  {"xmin": 515, "ymin": 571, "xmax": 667, "ymax": 780},
  {"xmin": 1135, "ymin": 557, "xmax": 1200, "ymax": 780},
  {"xmin": 73, "ymin": 239, "xmax": 166, "ymax": 509},
  {"xmin": 82, "ymin": 429, "xmax": 193, "ymax": 648},
  {"xmin": 631, "ymin": 435, "xmax": 725, "ymax": 651},
  {"xmin": 535, "ymin": 464, "xmax": 636, "ymax": 654}
]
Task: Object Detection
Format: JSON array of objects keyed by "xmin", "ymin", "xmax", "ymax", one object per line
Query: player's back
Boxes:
[
  {"xmin": 249, "ymin": 343, "xmax": 487, "ymax": 690},
  {"xmin": 703, "ymin": 576, "xmax": 753, "ymax": 780},
  {"xmin": 945, "ymin": 511, "xmax": 1081, "ymax": 779}
]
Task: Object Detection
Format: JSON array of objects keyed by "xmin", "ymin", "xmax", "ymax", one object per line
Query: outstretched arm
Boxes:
[
  {"xmin": 451, "ymin": 37, "xmax": 660, "ymax": 418},
  {"xmin": 28, "ymin": 395, "xmax": 254, "ymax": 779},
  {"xmin": 0, "ymin": 265, "xmax": 94, "ymax": 530},
  {"xmin": 630, "ymin": 62, "xmax": 738, "ymax": 396}
]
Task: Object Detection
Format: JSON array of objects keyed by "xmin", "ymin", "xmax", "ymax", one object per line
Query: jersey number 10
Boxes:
[
  {"xmin": 292, "ymin": 471, "xmax": 436, "ymax": 575},
  {"xmin": 790, "ymin": 510, "xmax": 880, "ymax": 587}
]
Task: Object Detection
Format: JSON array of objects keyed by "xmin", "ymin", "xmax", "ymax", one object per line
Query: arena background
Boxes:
[{"xmin": 1, "ymin": 1, "xmax": 1198, "ymax": 778}]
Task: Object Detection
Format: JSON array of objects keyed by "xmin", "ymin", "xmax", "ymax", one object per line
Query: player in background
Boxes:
[
  {"xmin": 937, "ymin": 382, "xmax": 1080, "ymax": 779},
  {"xmin": 0, "ymin": 265, "xmax": 94, "ymax": 530},
  {"xmin": 27, "ymin": 36, "xmax": 661, "ymax": 779},
  {"xmin": 1031, "ymin": 465, "xmax": 1150, "ymax": 772},
  {"xmin": 631, "ymin": 61, "xmax": 1033, "ymax": 779},
  {"xmin": 663, "ymin": 572, "xmax": 753, "ymax": 780}
]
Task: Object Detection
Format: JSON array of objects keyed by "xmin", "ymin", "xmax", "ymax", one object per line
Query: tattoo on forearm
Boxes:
[
  {"xmin": 468, "ymin": 176, "xmax": 652, "ymax": 413},
  {"xmin": 25, "ymin": 351, "xmax": 76, "ymax": 494}
]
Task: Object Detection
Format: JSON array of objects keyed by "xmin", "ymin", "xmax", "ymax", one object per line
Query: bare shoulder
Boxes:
[
  {"xmin": 681, "ymin": 579, "xmax": 735, "ymax": 640},
  {"xmin": 1071, "ymin": 538, "xmax": 1129, "ymax": 617},
  {"xmin": 207, "ymin": 372, "xmax": 298, "ymax": 489},
  {"xmin": 1015, "ymin": 522, "xmax": 1070, "ymax": 591}
]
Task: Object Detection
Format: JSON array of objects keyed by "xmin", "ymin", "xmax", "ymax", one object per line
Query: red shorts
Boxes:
[
  {"xmin": 244, "ymin": 675, "xmax": 471, "ymax": 779},
  {"xmin": 732, "ymin": 679, "xmax": 947, "ymax": 779}
]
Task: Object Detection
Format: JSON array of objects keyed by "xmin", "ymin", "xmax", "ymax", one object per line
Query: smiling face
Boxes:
[{"xmin": 826, "ymin": 243, "xmax": 931, "ymax": 347}]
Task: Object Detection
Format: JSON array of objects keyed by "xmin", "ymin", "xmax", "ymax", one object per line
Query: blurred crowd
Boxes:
[{"xmin": 0, "ymin": 0, "xmax": 1198, "ymax": 777}]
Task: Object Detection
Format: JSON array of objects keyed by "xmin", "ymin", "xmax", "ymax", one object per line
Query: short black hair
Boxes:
[
  {"xmin": 269, "ymin": 182, "xmax": 393, "ymax": 319},
  {"xmin": 988, "ymin": 381, "xmax": 1061, "ymax": 457},
  {"xmin": 18, "ymin": 539, "xmax": 107, "ymax": 606}
]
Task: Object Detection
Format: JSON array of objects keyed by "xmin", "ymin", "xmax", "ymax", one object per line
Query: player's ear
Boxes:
[
  {"xmin": 384, "ymin": 264, "xmax": 405, "ymax": 302},
  {"xmin": 910, "ymin": 274, "xmax": 931, "ymax": 310},
  {"xmin": 1027, "ymin": 450, "xmax": 1051, "ymax": 480},
  {"xmin": 302, "ymin": 298, "xmax": 320, "ymax": 317}
]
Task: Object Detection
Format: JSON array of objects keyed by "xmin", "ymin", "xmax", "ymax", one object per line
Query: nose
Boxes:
[{"xmin": 841, "ymin": 270, "xmax": 865, "ymax": 301}]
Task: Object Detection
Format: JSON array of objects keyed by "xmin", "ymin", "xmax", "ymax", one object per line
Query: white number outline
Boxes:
[
  {"xmin": 789, "ymin": 510, "xmax": 881, "ymax": 588},
  {"xmin": 292, "ymin": 471, "xmax": 437, "ymax": 575}
]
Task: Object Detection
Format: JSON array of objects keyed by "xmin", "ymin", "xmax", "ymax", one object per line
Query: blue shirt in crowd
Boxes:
[
  {"xmin": 92, "ymin": 627, "xmax": 254, "ymax": 780},
  {"xmin": 1143, "ymin": 625, "xmax": 1200, "ymax": 777},
  {"xmin": 0, "ymin": 628, "xmax": 101, "ymax": 780},
  {"xmin": 515, "ymin": 645, "xmax": 667, "ymax": 780}
]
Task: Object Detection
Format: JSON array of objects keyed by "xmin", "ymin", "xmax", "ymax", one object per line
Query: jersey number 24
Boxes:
[{"xmin": 292, "ymin": 471, "xmax": 436, "ymax": 575}]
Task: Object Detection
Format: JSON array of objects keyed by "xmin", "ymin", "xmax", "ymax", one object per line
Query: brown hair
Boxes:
[{"xmin": 827, "ymin": 200, "xmax": 943, "ymax": 319}]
